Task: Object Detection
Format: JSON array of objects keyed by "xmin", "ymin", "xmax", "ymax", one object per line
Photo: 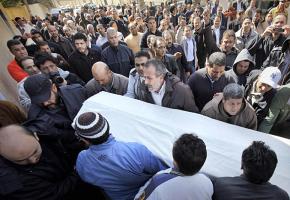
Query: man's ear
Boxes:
[{"xmin": 51, "ymin": 83, "xmax": 58, "ymax": 93}]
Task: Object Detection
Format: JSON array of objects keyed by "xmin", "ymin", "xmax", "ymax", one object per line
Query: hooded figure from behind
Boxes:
[{"xmin": 226, "ymin": 49, "xmax": 255, "ymax": 86}]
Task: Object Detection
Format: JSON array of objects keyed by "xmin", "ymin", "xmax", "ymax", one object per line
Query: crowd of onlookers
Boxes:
[{"xmin": 0, "ymin": 0, "xmax": 290, "ymax": 199}]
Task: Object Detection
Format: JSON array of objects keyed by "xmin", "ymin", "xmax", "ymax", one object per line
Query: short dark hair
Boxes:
[
  {"xmin": 148, "ymin": 16, "xmax": 156, "ymax": 22},
  {"xmin": 7, "ymin": 39, "xmax": 22, "ymax": 50},
  {"xmin": 36, "ymin": 41, "xmax": 49, "ymax": 51},
  {"xmin": 34, "ymin": 52, "xmax": 57, "ymax": 68},
  {"xmin": 242, "ymin": 141, "xmax": 278, "ymax": 184},
  {"xmin": 135, "ymin": 51, "xmax": 150, "ymax": 59},
  {"xmin": 172, "ymin": 134, "xmax": 207, "ymax": 175},
  {"xmin": 222, "ymin": 30, "xmax": 236, "ymax": 41},
  {"xmin": 208, "ymin": 52, "xmax": 226, "ymax": 67},
  {"xmin": 170, "ymin": 5, "xmax": 176, "ymax": 14},
  {"xmin": 19, "ymin": 56, "xmax": 34, "ymax": 69},
  {"xmin": 73, "ymin": 32, "xmax": 87, "ymax": 42}
]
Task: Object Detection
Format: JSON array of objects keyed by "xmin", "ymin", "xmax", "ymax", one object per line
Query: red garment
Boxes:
[{"xmin": 7, "ymin": 59, "xmax": 28, "ymax": 82}]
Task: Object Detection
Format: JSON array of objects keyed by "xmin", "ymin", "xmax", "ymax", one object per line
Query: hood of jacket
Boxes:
[
  {"xmin": 232, "ymin": 49, "xmax": 255, "ymax": 75},
  {"xmin": 282, "ymin": 35, "xmax": 290, "ymax": 53}
]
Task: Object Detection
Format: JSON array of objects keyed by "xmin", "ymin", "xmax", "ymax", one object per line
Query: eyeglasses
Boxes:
[{"xmin": 136, "ymin": 63, "xmax": 146, "ymax": 67}]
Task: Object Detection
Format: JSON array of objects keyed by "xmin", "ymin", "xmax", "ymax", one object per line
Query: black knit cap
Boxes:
[{"xmin": 75, "ymin": 112, "xmax": 109, "ymax": 140}]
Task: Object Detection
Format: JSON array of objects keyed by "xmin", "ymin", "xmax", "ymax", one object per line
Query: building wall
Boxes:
[{"xmin": 0, "ymin": 15, "xmax": 19, "ymax": 105}]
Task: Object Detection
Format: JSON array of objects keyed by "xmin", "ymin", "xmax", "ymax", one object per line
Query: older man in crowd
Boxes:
[
  {"xmin": 137, "ymin": 59, "xmax": 198, "ymax": 113},
  {"xmin": 85, "ymin": 62, "xmax": 128, "ymax": 97},
  {"xmin": 101, "ymin": 28, "xmax": 135, "ymax": 77}
]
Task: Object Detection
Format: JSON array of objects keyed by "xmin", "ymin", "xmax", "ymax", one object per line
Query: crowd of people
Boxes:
[{"xmin": 1, "ymin": 0, "xmax": 290, "ymax": 199}]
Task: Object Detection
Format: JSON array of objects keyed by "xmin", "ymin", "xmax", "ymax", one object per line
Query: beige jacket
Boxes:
[{"xmin": 201, "ymin": 95, "xmax": 257, "ymax": 130}]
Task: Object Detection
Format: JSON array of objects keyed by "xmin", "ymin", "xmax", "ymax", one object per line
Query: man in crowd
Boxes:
[
  {"xmin": 258, "ymin": 83, "xmax": 290, "ymax": 138},
  {"xmin": 163, "ymin": 30, "xmax": 189, "ymax": 82},
  {"xmin": 202, "ymin": 83, "xmax": 257, "ymax": 130},
  {"xmin": 24, "ymin": 74, "xmax": 87, "ymax": 160},
  {"xmin": 18, "ymin": 56, "xmax": 41, "ymax": 110},
  {"xmin": 235, "ymin": 17, "xmax": 258, "ymax": 52},
  {"xmin": 37, "ymin": 41, "xmax": 70, "ymax": 71},
  {"xmin": 137, "ymin": 59, "xmax": 198, "ymax": 112},
  {"xmin": 34, "ymin": 52, "xmax": 84, "ymax": 86},
  {"xmin": 0, "ymin": 125, "xmax": 104, "ymax": 200},
  {"xmin": 212, "ymin": 16, "xmax": 226, "ymax": 47},
  {"xmin": 245, "ymin": 67, "xmax": 281, "ymax": 125},
  {"xmin": 101, "ymin": 28, "xmax": 135, "ymax": 77},
  {"xmin": 188, "ymin": 52, "xmax": 235, "ymax": 111},
  {"xmin": 75, "ymin": 111, "xmax": 167, "ymax": 200},
  {"xmin": 181, "ymin": 25, "xmax": 198, "ymax": 73},
  {"xmin": 219, "ymin": 30, "xmax": 239, "ymax": 70},
  {"xmin": 248, "ymin": 14, "xmax": 290, "ymax": 68},
  {"xmin": 68, "ymin": 33, "xmax": 101, "ymax": 83},
  {"xmin": 124, "ymin": 23, "xmax": 143, "ymax": 54},
  {"xmin": 141, "ymin": 16, "xmax": 162, "ymax": 49},
  {"xmin": 7, "ymin": 39, "xmax": 29, "ymax": 82},
  {"xmin": 85, "ymin": 62, "xmax": 128, "ymax": 97},
  {"xmin": 213, "ymin": 141, "xmax": 289, "ymax": 199},
  {"xmin": 135, "ymin": 133, "xmax": 213, "ymax": 200},
  {"xmin": 48, "ymin": 25, "xmax": 74, "ymax": 59},
  {"xmin": 125, "ymin": 51, "xmax": 150, "ymax": 99},
  {"xmin": 226, "ymin": 49, "xmax": 255, "ymax": 86},
  {"xmin": 152, "ymin": 37, "xmax": 180, "ymax": 77},
  {"xmin": 96, "ymin": 24, "xmax": 108, "ymax": 47}
]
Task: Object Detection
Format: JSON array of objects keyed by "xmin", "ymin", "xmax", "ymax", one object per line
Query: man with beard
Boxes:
[
  {"xmin": 220, "ymin": 30, "xmax": 239, "ymax": 70},
  {"xmin": 163, "ymin": 30, "xmax": 189, "ymax": 82},
  {"xmin": 188, "ymin": 52, "xmax": 235, "ymax": 111},
  {"xmin": 152, "ymin": 37, "xmax": 180, "ymax": 77},
  {"xmin": 226, "ymin": 49, "xmax": 255, "ymax": 86},
  {"xmin": 101, "ymin": 28, "xmax": 135, "ymax": 77},
  {"xmin": 124, "ymin": 23, "xmax": 143, "ymax": 54},
  {"xmin": 23, "ymin": 74, "xmax": 87, "ymax": 162},
  {"xmin": 68, "ymin": 33, "xmax": 101, "ymax": 83},
  {"xmin": 85, "ymin": 62, "xmax": 128, "ymax": 97}
]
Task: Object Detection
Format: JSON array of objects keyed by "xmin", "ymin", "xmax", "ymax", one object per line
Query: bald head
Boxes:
[
  {"xmin": 0, "ymin": 125, "xmax": 42, "ymax": 165},
  {"xmin": 92, "ymin": 62, "xmax": 112, "ymax": 86}
]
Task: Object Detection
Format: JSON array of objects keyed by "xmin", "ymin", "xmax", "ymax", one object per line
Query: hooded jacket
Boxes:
[
  {"xmin": 137, "ymin": 73, "xmax": 199, "ymax": 113},
  {"xmin": 226, "ymin": 49, "xmax": 255, "ymax": 86},
  {"xmin": 201, "ymin": 94, "xmax": 257, "ymax": 130}
]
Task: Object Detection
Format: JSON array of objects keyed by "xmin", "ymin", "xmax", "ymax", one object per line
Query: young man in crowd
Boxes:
[
  {"xmin": 7, "ymin": 39, "xmax": 29, "ymax": 82},
  {"xmin": 135, "ymin": 133, "xmax": 213, "ymax": 200},
  {"xmin": 213, "ymin": 141, "xmax": 289, "ymax": 199},
  {"xmin": 226, "ymin": 49, "xmax": 255, "ymax": 86},
  {"xmin": 188, "ymin": 52, "xmax": 235, "ymax": 111},
  {"xmin": 68, "ymin": 33, "xmax": 101, "ymax": 83},
  {"xmin": 202, "ymin": 83, "xmax": 257, "ymax": 130}
]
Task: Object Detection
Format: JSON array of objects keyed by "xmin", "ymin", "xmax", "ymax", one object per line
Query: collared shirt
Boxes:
[
  {"xmin": 96, "ymin": 34, "xmax": 108, "ymax": 47},
  {"xmin": 151, "ymin": 81, "xmax": 166, "ymax": 106},
  {"xmin": 186, "ymin": 38, "xmax": 194, "ymax": 62},
  {"xmin": 214, "ymin": 27, "xmax": 220, "ymax": 46},
  {"xmin": 76, "ymin": 135, "xmax": 166, "ymax": 200}
]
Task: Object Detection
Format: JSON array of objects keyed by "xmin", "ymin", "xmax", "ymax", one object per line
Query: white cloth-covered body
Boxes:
[{"xmin": 74, "ymin": 92, "xmax": 290, "ymax": 195}]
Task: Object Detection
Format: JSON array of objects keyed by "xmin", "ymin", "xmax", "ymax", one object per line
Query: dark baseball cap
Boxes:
[{"xmin": 24, "ymin": 74, "xmax": 52, "ymax": 104}]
